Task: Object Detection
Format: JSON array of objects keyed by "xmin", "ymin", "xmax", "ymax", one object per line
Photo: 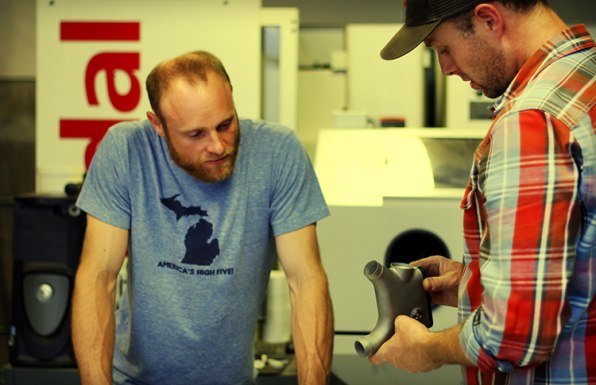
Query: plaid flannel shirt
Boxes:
[{"xmin": 458, "ymin": 25, "xmax": 596, "ymax": 385}]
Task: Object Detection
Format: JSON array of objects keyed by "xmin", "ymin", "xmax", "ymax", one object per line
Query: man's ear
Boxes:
[
  {"xmin": 147, "ymin": 111, "xmax": 166, "ymax": 137},
  {"xmin": 474, "ymin": 3, "xmax": 504, "ymax": 36}
]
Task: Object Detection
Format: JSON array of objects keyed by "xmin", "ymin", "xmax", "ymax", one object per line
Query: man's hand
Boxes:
[
  {"xmin": 368, "ymin": 315, "xmax": 439, "ymax": 373},
  {"xmin": 411, "ymin": 256, "xmax": 464, "ymax": 307},
  {"xmin": 368, "ymin": 316, "xmax": 474, "ymax": 372}
]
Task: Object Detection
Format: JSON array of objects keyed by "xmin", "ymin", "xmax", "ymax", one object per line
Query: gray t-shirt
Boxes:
[{"xmin": 76, "ymin": 118, "xmax": 329, "ymax": 385}]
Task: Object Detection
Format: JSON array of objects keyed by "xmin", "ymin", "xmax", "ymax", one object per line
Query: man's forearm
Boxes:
[
  {"xmin": 290, "ymin": 278, "xmax": 334, "ymax": 385},
  {"xmin": 72, "ymin": 268, "xmax": 117, "ymax": 385},
  {"xmin": 428, "ymin": 323, "xmax": 474, "ymax": 368}
]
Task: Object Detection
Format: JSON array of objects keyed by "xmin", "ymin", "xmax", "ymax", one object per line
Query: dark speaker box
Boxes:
[{"xmin": 9, "ymin": 194, "xmax": 86, "ymax": 367}]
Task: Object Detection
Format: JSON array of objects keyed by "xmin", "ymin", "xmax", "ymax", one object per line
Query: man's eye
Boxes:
[
  {"xmin": 189, "ymin": 131, "xmax": 205, "ymax": 138},
  {"xmin": 217, "ymin": 121, "xmax": 232, "ymax": 132},
  {"xmin": 439, "ymin": 47, "xmax": 449, "ymax": 55}
]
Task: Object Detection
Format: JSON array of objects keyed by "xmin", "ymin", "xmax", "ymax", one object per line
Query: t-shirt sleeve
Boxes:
[
  {"xmin": 76, "ymin": 125, "xmax": 132, "ymax": 229},
  {"xmin": 269, "ymin": 129, "xmax": 330, "ymax": 236}
]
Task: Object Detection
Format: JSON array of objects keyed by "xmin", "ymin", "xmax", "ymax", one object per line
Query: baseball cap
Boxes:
[{"xmin": 381, "ymin": 0, "xmax": 483, "ymax": 60}]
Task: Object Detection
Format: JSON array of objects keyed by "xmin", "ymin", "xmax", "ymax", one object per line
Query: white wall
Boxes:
[{"xmin": 295, "ymin": 28, "xmax": 345, "ymax": 156}]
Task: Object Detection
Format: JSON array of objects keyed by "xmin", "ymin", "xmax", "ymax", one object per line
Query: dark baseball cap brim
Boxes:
[{"xmin": 380, "ymin": 20, "xmax": 441, "ymax": 60}]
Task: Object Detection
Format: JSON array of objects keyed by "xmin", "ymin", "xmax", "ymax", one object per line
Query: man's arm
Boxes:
[
  {"xmin": 276, "ymin": 224, "xmax": 334, "ymax": 385},
  {"xmin": 72, "ymin": 215, "xmax": 129, "ymax": 385}
]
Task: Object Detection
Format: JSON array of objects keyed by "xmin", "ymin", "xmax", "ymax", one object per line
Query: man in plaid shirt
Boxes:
[{"xmin": 370, "ymin": 0, "xmax": 596, "ymax": 384}]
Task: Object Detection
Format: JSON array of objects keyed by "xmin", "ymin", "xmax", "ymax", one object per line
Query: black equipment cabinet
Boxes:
[{"xmin": 9, "ymin": 194, "xmax": 85, "ymax": 367}]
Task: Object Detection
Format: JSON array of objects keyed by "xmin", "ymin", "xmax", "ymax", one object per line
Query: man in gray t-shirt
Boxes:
[{"xmin": 71, "ymin": 50, "xmax": 333, "ymax": 385}]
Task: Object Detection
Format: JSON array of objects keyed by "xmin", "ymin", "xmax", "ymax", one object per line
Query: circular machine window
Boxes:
[{"xmin": 384, "ymin": 229, "xmax": 450, "ymax": 266}]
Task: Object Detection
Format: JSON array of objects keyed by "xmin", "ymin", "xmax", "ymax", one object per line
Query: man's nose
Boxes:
[
  {"xmin": 207, "ymin": 132, "xmax": 225, "ymax": 154},
  {"xmin": 438, "ymin": 56, "xmax": 458, "ymax": 76}
]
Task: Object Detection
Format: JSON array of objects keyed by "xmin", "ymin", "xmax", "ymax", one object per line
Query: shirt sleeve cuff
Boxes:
[
  {"xmin": 459, "ymin": 308, "xmax": 514, "ymax": 373},
  {"xmin": 460, "ymin": 310, "xmax": 482, "ymax": 365}
]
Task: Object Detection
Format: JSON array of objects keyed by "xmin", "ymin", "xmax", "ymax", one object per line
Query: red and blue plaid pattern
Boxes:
[{"xmin": 458, "ymin": 24, "xmax": 596, "ymax": 385}]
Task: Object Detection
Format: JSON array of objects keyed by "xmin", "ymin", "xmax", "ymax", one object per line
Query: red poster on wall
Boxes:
[{"xmin": 36, "ymin": 0, "xmax": 261, "ymax": 193}]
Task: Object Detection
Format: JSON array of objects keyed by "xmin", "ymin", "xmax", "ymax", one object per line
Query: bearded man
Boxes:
[{"xmin": 72, "ymin": 50, "xmax": 333, "ymax": 385}]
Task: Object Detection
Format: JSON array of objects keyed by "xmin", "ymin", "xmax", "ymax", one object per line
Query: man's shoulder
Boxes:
[
  {"xmin": 514, "ymin": 49, "xmax": 596, "ymax": 127},
  {"xmin": 100, "ymin": 120, "xmax": 156, "ymax": 151},
  {"xmin": 239, "ymin": 118, "xmax": 297, "ymax": 147},
  {"xmin": 107, "ymin": 119, "xmax": 153, "ymax": 138},
  {"xmin": 240, "ymin": 118, "xmax": 293, "ymax": 136}
]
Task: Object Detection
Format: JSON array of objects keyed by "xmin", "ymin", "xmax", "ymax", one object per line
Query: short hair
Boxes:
[
  {"xmin": 446, "ymin": 0, "xmax": 550, "ymax": 35},
  {"xmin": 496, "ymin": 0, "xmax": 549, "ymax": 11},
  {"xmin": 146, "ymin": 50, "xmax": 232, "ymax": 123}
]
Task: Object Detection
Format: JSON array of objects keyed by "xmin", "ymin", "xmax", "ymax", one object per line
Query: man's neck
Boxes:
[{"xmin": 502, "ymin": 3, "xmax": 569, "ymax": 71}]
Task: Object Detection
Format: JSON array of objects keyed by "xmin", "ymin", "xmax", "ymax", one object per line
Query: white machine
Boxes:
[
  {"xmin": 446, "ymin": 76, "xmax": 496, "ymax": 129},
  {"xmin": 345, "ymin": 24, "xmax": 428, "ymax": 128},
  {"xmin": 315, "ymin": 128, "xmax": 484, "ymax": 385}
]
